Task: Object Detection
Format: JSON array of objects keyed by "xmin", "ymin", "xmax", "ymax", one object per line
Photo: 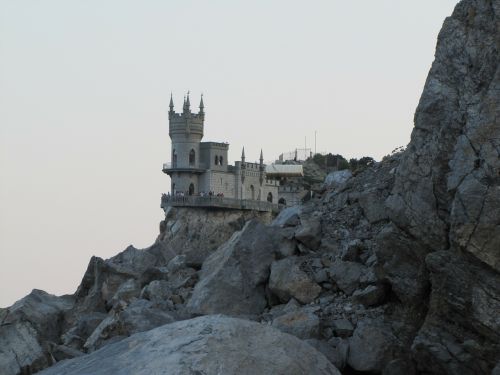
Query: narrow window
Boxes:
[{"xmin": 189, "ymin": 149, "xmax": 195, "ymax": 166}]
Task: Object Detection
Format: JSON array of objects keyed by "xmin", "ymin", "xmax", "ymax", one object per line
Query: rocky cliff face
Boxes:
[{"xmin": 0, "ymin": 1, "xmax": 498, "ymax": 374}]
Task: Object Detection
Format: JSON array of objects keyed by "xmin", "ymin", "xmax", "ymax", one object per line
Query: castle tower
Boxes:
[{"xmin": 163, "ymin": 92, "xmax": 205, "ymax": 195}]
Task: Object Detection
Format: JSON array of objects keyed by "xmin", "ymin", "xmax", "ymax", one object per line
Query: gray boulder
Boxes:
[
  {"xmin": 40, "ymin": 315, "xmax": 341, "ymax": 375},
  {"xmin": 328, "ymin": 260, "xmax": 375, "ymax": 295},
  {"xmin": 348, "ymin": 321, "xmax": 402, "ymax": 373},
  {"xmin": 0, "ymin": 289, "xmax": 74, "ymax": 375},
  {"xmin": 324, "ymin": 170, "xmax": 352, "ymax": 189},
  {"xmin": 187, "ymin": 220, "xmax": 279, "ymax": 316},
  {"xmin": 269, "ymin": 257, "xmax": 321, "ymax": 304},
  {"xmin": 352, "ymin": 284, "xmax": 386, "ymax": 307},
  {"xmin": 272, "ymin": 205, "xmax": 301, "ymax": 227},
  {"xmin": 295, "ymin": 216, "xmax": 322, "ymax": 250},
  {"xmin": 84, "ymin": 299, "xmax": 175, "ymax": 352},
  {"xmin": 272, "ymin": 310, "xmax": 320, "ymax": 339}
]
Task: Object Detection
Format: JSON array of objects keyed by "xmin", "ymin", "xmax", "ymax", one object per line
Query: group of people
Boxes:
[
  {"xmin": 162, "ymin": 191, "xmax": 225, "ymax": 200},
  {"xmin": 199, "ymin": 191, "xmax": 224, "ymax": 198}
]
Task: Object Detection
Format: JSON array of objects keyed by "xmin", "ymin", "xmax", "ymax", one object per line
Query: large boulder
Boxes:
[
  {"xmin": 39, "ymin": 315, "xmax": 341, "ymax": 375},
  {"xmin": 271, "ymin": 310, "xmax": 320, "ymax": 339},
  {"xmin": 347, "ymin": 320, "xmax": 402, "ymax": 373},
  {"xmin": 0, "ymin": 290, "xmax": 74, "ymax": 375},
  {"xmin": 83, "ymin": 299, "xmax": 175, "ymax": 352},
  {"xmin": 268, "ymin": 257, "xmax": 321, "ymax": 304},
  {"xmin": 187, "ymin": 220, "xmax": 280, "ymax": 316}
]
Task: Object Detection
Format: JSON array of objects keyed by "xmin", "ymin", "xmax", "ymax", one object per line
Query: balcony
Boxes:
[
  {"xmin": 162, "ymin": 162, "xmax": 206, "ymax": 174},
  {"xmin": 161, "ymin": 194, "xmax": 282, "ymax": 213}
]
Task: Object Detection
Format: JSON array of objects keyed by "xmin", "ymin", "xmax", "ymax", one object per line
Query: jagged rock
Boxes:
[
  {"xmin": 347, "ymin": 321, "xmax": 402, "ymax": 373},
  {"xmin": 61, "ymin": 312, "xmax": 107, "ymax": 349},
  {"xmin": 295, "ymin": 217, "xmax": 322, "ymax": 250},
  {"xmin": 328, "ymin": 260, "xmax": 375, "ymax": 295},
  {"xmin": 165, "ymin": 254, "xmax": 187, "ymax": 273},
  {"xmin": 187, "ymin": 220, "xmax": 279, "ymax": 316},
  {"xmin": 272, "ymin": 205, "xmax": 301, "ymax": 227},
  {"xmin": 306, "ymin": 338, "xmax": 349, "ymax": 370},
  {"xmin": 108, "ymin": 278, "xmax": 141, "ymax": 309},
  {"xmin": 375, "ymin": 223, "xmax": 430, "ymax": 304},
  {"xmin": 340, "ymin": 239, "xmax": 362, "ymax": 261},
  {"xmin": 0, "ymin": 290, "xmax": 74, "ymax": 375},
  {"xmin": 352, "ymin": 284, "xmax": 386, "ymax": 307},
  {"xmin": 358, "ymin": 189, "xmax": 389, "ymax": 224},
  {"xmin": 39, "ymin": 315, "xmax": 341, "ymax": 375},
  {"xmin": 84, "ymin": 299, "xmax": 175, "ymax": 352},
  {"xmin": 271, "ymin": 310, "xmax": 320, "ymax": 339},
  {"xmin": 157, "ymin": 207, "xmax": 273, "ymax": 267},
  {"xmin": 386, "ymin": 0, "xmax": 500, "ymax": 260},
  {"xmin": 412, "ymin": 251, "xmax": 500, "ymax": 375},
  {"xmin": 383, "ymin": 358, "xmax": 416, "ymax": 375},
  {"xmin": 330, "ymin": 319, "xmax": 354, "ymax": 338},
  {"xmin": 49, "ymin": 344, "xmax": 84, "ymax": 362},
  {"xmin": 324, "ymin": 170, "xmax": 352, "ymax": 189},
  {"xmin": 268, "ymin": 257, "xmax": 321, "ymax": 304}
]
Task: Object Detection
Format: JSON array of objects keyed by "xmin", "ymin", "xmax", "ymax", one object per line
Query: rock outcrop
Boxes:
[
  {"xmin": 38, "ymin": 315, "xmax": 341, "ymax": 375},
  {"xmin": 1, "ymin": 1, "xmax": 499, "ymax": 374}
]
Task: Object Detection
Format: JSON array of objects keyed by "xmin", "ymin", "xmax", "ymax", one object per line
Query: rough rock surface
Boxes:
[
  {"xmin": 0, "ymin": 290, "xmax": 74, "ymax": 375},
  {"xmin": 269, "ymin": 257, "xmax": 321, "ymax": 304},
  {"xmin": 39, "ymin": 315, "xmax": 341, "ymax": 375},
  {"xmin": 2, "ymin": 1, "xmax": 499, "ymax": 374},
  {"xmin": 158, "ymin": 206, "xmax": 272, "ymax": 266}
]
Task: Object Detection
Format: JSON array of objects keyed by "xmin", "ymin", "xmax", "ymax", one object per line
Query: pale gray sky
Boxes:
[{"xmin": 0, "ymin": 0, "xmax": 458, "ymax": 307}]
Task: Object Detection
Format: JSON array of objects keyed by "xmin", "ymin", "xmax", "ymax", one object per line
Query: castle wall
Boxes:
[
  {"xmin": 171, "ymin": 173, "xmax": 199, "ymax": 195},
  {"xmin": 205, "ymin": 170, "xmax": 237, "ymax": 197},
  {"xmin": 171, "ymin": 139, "xmax": 202, "ymax": 169},
  {"xmin": 200, "ymin": 142, "xmax": 229, "ymax": 171}
]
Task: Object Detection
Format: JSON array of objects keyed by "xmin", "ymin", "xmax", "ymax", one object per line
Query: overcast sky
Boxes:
[{"xmin": 0, "ymin": 0, "xmax": 458, "ymax": 307}]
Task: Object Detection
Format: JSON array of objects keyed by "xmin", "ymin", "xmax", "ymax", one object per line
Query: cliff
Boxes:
[{"xmin": 1, "ymin": 0, "xmax": 499, "ymax": 374}]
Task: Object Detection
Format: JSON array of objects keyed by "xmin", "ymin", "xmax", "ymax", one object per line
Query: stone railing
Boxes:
[{"xmin": 161, "ymin": 194, "xmax": 281, "ymax": 213}]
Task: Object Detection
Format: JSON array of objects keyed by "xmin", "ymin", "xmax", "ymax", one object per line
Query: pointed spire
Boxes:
[
  {"xmin": 241, "ymin": 147, "xmax": 246, "ymax": 162},
  {"xmin": 199, "ymin": 94, "xmax": 204, "ymax": 112},
  {"xmin": 183, "ymin": 91, "xmax": 190, "ymax": 113},
  {"xmin": 169, "ymin": 93, "xmax": 174, "ymax": 111},
  {"xmin": 260, "ymin": 149, "xmax": 264, "ymax": 162}
]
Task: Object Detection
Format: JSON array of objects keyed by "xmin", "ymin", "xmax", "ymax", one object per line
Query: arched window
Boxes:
[
  {"xmin": 172, "ymin": 150, "xmax": 177, "ymax": 167},
  {"xmin": 189, "ymin": 149, "xmax": 195, "ymax": 166},
  {"xmin": 215, "ymin": 155, "xmax": 219, "ymax": 165},
  {"xmin": 219, "ymin": 156, "xmax": 223, "ymax": 165},
  {"xmin": 189, "ymin": 183, "xmax": 194, "ymax": 196},
  {"xmin": 278, "ymin": 197, "xmax": 286, "ymax": 205},
  {"xmin": 267, "ymin": 192, "xmax": 273, "ymax": 203},
  {"xmin": 250, "ymin": 185, "xmax": 255, "ymax": 200}
]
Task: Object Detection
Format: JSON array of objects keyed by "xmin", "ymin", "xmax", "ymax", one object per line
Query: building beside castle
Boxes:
[{"xmin": 162, "ymin": 93, "xmax": 282, "ymax": 205}]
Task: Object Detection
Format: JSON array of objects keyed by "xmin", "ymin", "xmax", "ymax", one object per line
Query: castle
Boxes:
[{"xmin": 162, "ymin": 93, "xmax": 288, "ymax": 207}]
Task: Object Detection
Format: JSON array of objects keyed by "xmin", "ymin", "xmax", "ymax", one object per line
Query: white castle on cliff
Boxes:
[{"xmin": 162, "ymin": 93, "xmax": 305, "ymax": 211}]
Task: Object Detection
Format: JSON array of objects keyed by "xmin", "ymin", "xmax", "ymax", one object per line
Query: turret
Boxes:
[{"xmin": 167, "ymin": 92, "xmax": 206, "ymax": 170}]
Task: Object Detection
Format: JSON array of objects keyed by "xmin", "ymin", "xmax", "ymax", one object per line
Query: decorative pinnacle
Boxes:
[
  {"xmin": 260, "ymin": 149, "xmax": 264, "ymax": 162},
  {"xmin": 169, "ymin": 93, "xmax": 174, "ymax": 110},
  {"xmin": 199, "ymin": 94, "xmax": 204, "ymax": 111},
  {"xmin": 241, "ymin": 147, "xmax": 246, "ymax": 161}
]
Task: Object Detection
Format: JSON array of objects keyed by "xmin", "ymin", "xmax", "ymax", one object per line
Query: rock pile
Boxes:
[{"xmin": 1, "ymin": 0, "xmax": 499, "ymax": 374}]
